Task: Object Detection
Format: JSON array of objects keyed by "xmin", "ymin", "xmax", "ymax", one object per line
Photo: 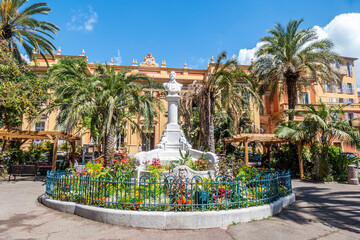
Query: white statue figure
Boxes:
[{"xmin": 164, "ymin": 71, "xmax": 182, "ymax": 93}]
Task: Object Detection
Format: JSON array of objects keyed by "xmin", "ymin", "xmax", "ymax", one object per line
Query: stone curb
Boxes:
[{"xmin": 41, "ymin": 193, "xmax": 295, "ymax": 229}]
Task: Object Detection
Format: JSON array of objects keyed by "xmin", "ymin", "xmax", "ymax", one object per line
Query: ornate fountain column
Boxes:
[{"xmin": 155, "ymin": 71, "xmax": 191, "ymax": 150}]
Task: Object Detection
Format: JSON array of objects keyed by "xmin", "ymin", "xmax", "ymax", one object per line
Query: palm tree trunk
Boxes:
[
  {"xmin": 207, "ymin": 95, "xmax": 216, "ymax": 153},
  {"xmin": 104, "ymin": 122, "xmax": 115, "ymax": 166},
  {"xmin": 286, "ymin": 77, "xmax": 298, "ymax": 120}
]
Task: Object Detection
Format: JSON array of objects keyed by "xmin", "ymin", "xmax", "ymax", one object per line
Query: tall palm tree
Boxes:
[
  {"xmin": 93, "ymin": 65, "xmax": 158, "ymax": 165},
  {"xmin": 180, "ymin": 52, "xmax": 261, "ymax": 152},
  {"xmin": 47, "ymin": 57, "xmax": 159, "ymax": 166},
  {"xmin": 275, "ymin": 104, "xmax": 360, "ymax": 179},
  {"xmin": 0, "ymin": 0, "xmax": 59, "ymax": 63},
  {"xmin": 253, "ymin": 19, "xmax": 342, "ymax": 120}
]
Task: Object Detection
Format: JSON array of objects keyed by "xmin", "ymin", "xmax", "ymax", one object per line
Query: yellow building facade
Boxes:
[
  {"xmin": 26, "ymin": 51, "xmax": 260, "ymax": 154},
  {"xmin": 26, "ymin": 51, "xmax": 358, "ymax": 154}
]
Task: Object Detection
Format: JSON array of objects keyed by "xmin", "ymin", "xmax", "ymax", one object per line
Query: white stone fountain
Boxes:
[{"xmin": 134, "ymin": 71, "xmax": 218, "ymax": 172}]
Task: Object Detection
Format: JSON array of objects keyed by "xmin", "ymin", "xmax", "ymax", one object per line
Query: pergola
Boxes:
[
  {"xmin": 0, "ymin": 130, "xmax": 80, "ymax": 171},
  {"xmin": 222, "ymin": 134, "xmax": 304, "ymax": 178}
]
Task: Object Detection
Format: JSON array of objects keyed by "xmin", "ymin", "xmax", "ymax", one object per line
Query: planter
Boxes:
[{"xmin": 195, "ymin": 190, "xmax": 209, "ymax": 207}]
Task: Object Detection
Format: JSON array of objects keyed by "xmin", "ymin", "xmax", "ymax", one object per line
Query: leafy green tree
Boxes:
[
  {"xmin": 180, "ymin": 52, "xmax": 260, "ymax": 152},
  {"xmin": 275, "ymin": 104, "xmax": 360, "ymax": 179},
  {"xmin": 47, "ymin": 57, "xmax": 159, "ymax": 166},
  {"xmin": 0, "ymin": 0, "xmax": 59, "ymax": 63},
  {"xmin": 253, "ymin": 19, "xmax": 342, "ymax": 120},
  {"xmin": 0, "ymin": 40, "xmax": 48, "ymax": 129}
]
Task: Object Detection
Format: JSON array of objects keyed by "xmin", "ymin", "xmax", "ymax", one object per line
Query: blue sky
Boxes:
[{"xmin": 42, "ymin": 0, "xmax": 360, "ymax": 82}]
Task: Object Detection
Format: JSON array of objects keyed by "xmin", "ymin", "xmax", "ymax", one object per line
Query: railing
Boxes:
[
  {"xmin": 45, "ymin": 169, "xmax": 292, "ymax": 212},
  {"xmin": 281, "ymin": 103, "xmax": 360, "ymax": 111}
]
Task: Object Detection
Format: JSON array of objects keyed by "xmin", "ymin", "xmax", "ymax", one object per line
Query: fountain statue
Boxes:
[{"xmin": 134, "ymin": 71, "xmax": 218, "ymax": 172}]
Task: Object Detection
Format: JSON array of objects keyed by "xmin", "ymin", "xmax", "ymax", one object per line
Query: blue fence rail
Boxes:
[{"xmin": 45, "ymin": 169, "xmax": 292, "ymax": 212}]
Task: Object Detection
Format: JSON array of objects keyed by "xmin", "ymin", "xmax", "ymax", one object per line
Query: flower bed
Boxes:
[{"xmin": 45, "ymin": 168, "xmax": 292, "ymax": 212}]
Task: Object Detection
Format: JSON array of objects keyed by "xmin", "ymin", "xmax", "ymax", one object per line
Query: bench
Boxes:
[{"xmin": 8, "ymin": 164, "xmax": 37, "ymax": 181}]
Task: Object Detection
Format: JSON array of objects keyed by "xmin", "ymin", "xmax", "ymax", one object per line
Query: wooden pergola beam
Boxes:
[
  {"xmin": 244, "ymin": 137, "xmax": 249, "ymax": 166},
  {"xmin": 0, "ymin": 130, "xmax": 80, "ymax": 142},
  {"xmin": 52, "ymin": 135, "xmax": 60, "ymax": 171},
  {"xmin": 222, "ymin": 134, "xmax": 290, "ymax": 144}
]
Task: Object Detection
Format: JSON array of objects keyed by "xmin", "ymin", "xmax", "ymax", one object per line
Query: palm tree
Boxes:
[
  {"xmin": 180, "ymin": 52, "xmax": 261, "ymax": 152},
  {"xmin": 253, "ymin": 19, "xmax": 342, "ymax": 120},
  {"xmin": 47, "ymin": 57, "xmax": 159, "ymax": 166},
  {"xmin": 275, "ymin": 104, "xmax": 360, "ymax": 179},
  {"xmin": 0, "ymin": 0, "xmax": 59, "ymax": 63},
  {"xmin": 94, "ymin": 65, "xmax": 158, "ymax": 165}
]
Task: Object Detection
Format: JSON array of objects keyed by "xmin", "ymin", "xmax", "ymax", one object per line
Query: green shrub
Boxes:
[{"xmin": 327, "ymin": 146, "xmax": 356, "ymax": 182}]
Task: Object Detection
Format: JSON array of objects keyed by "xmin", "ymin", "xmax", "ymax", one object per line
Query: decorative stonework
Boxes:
[
  {"xmin": 140, "ymin": 53, "xmax": 159, "ymax": 67},
  {"xmin": 162, "ymin": 165, "xmax": 215, "ymax": 180},
  {"xmin": 161, "ymin": 60, "xmax": 167, "ymax": 68}
]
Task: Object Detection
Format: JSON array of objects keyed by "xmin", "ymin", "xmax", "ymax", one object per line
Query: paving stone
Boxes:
[{"xmin": 0, "ymin": 177, "xmax": 359, "ymax": 239}]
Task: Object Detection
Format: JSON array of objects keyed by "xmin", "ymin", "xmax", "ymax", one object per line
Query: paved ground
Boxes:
[{"xmin": 0, "ymin": 178, "xmax": 359, "ymax": 240}]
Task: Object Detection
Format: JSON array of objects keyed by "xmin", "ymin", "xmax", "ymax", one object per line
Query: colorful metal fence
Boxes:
[{"xmin": 45, "ymin": 169, "xmax": 292, "ymax": 212}]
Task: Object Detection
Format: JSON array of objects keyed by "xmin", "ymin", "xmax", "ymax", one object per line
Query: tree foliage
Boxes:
[
  {"xmin": 275, "ymin": 104, "xmax": 360, "ymax": 178},
  {"xmin": 47, "ymin": 57, "xmax": 160, "ymax": 165},
  {"xmin": 253, "ymin": 19, "xmax": 342, "ymax": 119},
  {"xmin": 0, "ymin": 0, "xmax": 59, "ymax": 63},
  {"xmin": 179, "ymin": 52, "xmax": 261, "ymax": 152},
  {"xmin": 0, "ymin": 40, "xmax": 48, "ymax": 129}
]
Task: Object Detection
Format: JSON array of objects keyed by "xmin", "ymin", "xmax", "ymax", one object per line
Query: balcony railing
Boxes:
[
  {"xmin": 280, "ymin": 103, "xmax": 360, "ymax": 112},
  {"xmin": 332, "ymin": 66, "xmax": 347, "ymax": 75}
]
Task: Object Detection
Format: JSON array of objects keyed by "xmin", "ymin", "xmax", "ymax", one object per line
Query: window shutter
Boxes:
[
  {"xmin": 306, "ymin": 92, "xmax": 309, "ymax": 104},
  {"xmin": 319, "ymin": 97, "xmax": 322, "ymax": 103},
  {"xmin": 351, "ymin": 83, "xmax": 355, "ymax": 94},
  {"xmin": 297, "ymin": 92, "xmax": 299, "ymax": 104},
  {"xmin": 342, "ymin": 83, "xmax": 346, "ymax": 93},
  {"xmin": 336, "ymin": 97, "xmax": 339, "ymax": 103},
  {"xmin": 349, "ymin": 62, "xmax": 353, "ymax": 77}
]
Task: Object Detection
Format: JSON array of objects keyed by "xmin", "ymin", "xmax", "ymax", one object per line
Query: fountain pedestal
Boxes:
[{"xmin": 134, "ymin": 71, "xmax": 218, "ymax": 171}]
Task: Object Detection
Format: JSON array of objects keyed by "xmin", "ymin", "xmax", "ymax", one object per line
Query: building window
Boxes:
[
  {"xmin": 337, "ymin": 83, "xmax": 342, "ymax": 93},
  {"xmin": 346, "ymin": 62, "xmax": 353, "ymax": 77},
  {"xmin": 346, "ymin": 83, "xmax": 354, "ymax": 94},
  {"xmin": 345, "ymin": 113, "xmax": 356, "ymax": 120},
  {"xmin": 142, "ymin": 133, "xmax": 155, "ymax": 151},
  {"xmin": 324, "ymin": 81, "xmax": 331, "ymax": 92},
  {"xmin": 331, "ymin": 81, "xmax": 336, "ymax": 92},
  {"xmin": 35, "ymin": 121, "xmax": 45, "ymax": 131},
  {"xmin": 301, "ymin": 92, "xmax": 309, "ymax": 104},
  {"xmin": 328, "ymin": 97, "xmax": 333, "ymax": 103}
]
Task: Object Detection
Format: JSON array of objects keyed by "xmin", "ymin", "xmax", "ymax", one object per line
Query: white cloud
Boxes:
[
  {"xmin": 236, "ymin": 42, "xmax": 264, "ymax": 65},
  {"xmin": 113, "ymin": 50, "xmax": 122, "ymax": 65},
  {"xmin": 236, "ymin": 13, "xmax": 360, "ymax": 87},
  {"xmin": 67, "ymin": 6, "xmax": 98, "ymax": 32},
  {"xmin": 313, "ymin": 13, "xmax": 360, "ymax": 88},
  {"xmin": 21, "ymin": 53, "xmax": 30, "ymax": 63}
]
